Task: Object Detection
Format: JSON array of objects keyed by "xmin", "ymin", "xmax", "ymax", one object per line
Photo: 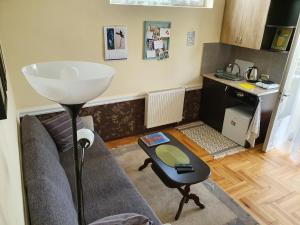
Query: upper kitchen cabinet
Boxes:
[
  {"xmin": 221, "ymin": 0, "xmax": 300, "ymax": 51},
  {"xmin": 261, "ymin": 0, "xmax": 300, "ymax": 52},
  {"xmin": 220, "ymin": 0, "xmax": 246, "ymax": 47},
  {"xmin": 266, "ymin": 0, "xmax": 300, "ymax": 27},
  {"xmin": 221, "ymin": 0, "xmax": 271, "ymax": 50},
  {"xmin": 241, "ymin": 0, "xmax": 272, "ymax": 49}
]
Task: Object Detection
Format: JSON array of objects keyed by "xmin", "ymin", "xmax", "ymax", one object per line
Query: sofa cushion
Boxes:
[
  {"xmin": 42, "ymin": 112, "xmax": 84, "ymax": 152},
  {"xmin": 26, "ymin": 177, "xmax": 78, "ymax": 225},
  {"xmin": 21, "ymin": 115, "xmax": 59, "ymax": 159},
  {"xmin": 22, "ymin": 137, "xmax": 74, "ymax": 203},
  {"xmin": 89, "ymin": 213, "xmax": 153, "ymax": 225},
  {"xmin": 60, "ymin": 135, "xmax": 162, "ymax": 225}
]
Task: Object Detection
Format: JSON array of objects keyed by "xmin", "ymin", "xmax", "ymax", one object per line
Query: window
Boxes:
[{"xmin": 110, "ymin": 0, "xmax": 214, "ymax": 8}]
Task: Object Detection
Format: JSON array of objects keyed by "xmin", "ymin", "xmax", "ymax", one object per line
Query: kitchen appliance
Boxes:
[
  {"xmin": 222, "ymin": 106, "xmax": 253, "ymax": 147},
  {"xmin": 215, "ymin": 63, "xmax": 243, "ymax": 81},
  {"xmin": 244, "ymin": 66, "xmax": 259, "ymax": 82}
]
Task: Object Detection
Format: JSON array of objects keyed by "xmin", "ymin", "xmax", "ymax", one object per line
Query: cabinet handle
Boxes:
[
  {"xmin": 225, "ymin": 86, "xmax": 228, "ymax": 92},
  {"xmin": 236, "ymin": 91, "xmax": 244, "ymax": 97}
]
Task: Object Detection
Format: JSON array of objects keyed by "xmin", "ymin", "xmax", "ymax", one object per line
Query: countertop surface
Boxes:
[{"xmin": 202, "ymin": 73, "xmax": 279, "ymax": 97}]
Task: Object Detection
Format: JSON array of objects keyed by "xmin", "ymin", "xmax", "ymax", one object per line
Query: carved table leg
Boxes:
[
  {"xmin": 138, "ymin": 158, "xmax": 152, "ymax": 171},
  {"xmin": 175, "ymin": 186, "xmax": 190, "ymax": 220},
  {"xmin": 189, "ymin": 193, "xmax": 205, "ymax": 209},
  {"xmin": 175, "ymin": 185, "xmax": 205, "ymax": 220},
  {"xmin": 175, "ymin": 195, "xmax": 187, "ymax": 220}
]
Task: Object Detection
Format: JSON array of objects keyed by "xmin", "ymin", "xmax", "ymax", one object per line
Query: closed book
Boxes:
[
  {"xmin": 271, "ymin": 28, "xmax": 293, "ymax": 51},
  {"xmin": 140, "ymin": 132, "xmax": 170, "ymax": 147}
]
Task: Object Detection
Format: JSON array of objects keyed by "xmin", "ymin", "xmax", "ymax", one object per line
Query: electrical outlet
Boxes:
[{"xmin": 187, "ymin": 31, "xmax": 195, "ymax": 46}]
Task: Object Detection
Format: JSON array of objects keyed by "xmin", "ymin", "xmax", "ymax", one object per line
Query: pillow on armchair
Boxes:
[
  {"xmin": 89, "ymin": 213, "xmax": 153, "ymax": 225},
  {"xmin": 42, "ymin": 112, "xmax": 84, "ymax": 152}
]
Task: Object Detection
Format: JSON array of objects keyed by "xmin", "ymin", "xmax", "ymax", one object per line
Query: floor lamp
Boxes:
[{"xmin": 22, "ymin": 61, "xmax": 115, "ymax": 225}]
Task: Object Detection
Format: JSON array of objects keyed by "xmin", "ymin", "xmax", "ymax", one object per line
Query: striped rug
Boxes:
[{"xmin": 176, "ymin": 121, "xmax": 245, "ymax": 159}]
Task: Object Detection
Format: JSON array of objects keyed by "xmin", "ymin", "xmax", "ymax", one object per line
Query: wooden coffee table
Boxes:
[{"xmin": 138, "ymin": 133, "xmax": 211, "ymax": 220}]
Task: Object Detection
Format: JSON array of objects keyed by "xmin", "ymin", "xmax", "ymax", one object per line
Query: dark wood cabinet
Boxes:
[
  {"xmin": 199, "ymin": 77, "xmax": 278, "ymax": 144},
  {"xmin": 199, "ymin": 78, "xmax": 227, "ymax": 132}
]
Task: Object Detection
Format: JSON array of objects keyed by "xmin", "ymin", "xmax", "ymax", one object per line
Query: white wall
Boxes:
[
  {"xmin": 0, "ymin": 76, "xmax": 25, "ymax": 225},
  {"xmin": 0, "ymin": 0, "xmax": 225, "ymax": 110}
]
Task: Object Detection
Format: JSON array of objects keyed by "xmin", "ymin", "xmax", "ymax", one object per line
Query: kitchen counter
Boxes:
[
  {"xmin": 202, "ymin": 73, "xmax": 279, "ymax": 97},
  {"xmin": 200, "ymin": 74, "xmax": 278, "ymax": 145}
]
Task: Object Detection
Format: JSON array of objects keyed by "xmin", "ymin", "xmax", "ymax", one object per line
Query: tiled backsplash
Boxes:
[{"xmin": 201, "ymin": 43, "xmax": 288, "ymax": 83}]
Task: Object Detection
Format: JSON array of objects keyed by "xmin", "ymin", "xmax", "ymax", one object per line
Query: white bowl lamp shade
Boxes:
[{"xmin": 22, "ymin": 61, "xmax": 115, "ymax": 105}]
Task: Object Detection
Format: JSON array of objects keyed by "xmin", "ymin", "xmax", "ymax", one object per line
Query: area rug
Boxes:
[
  {"xmin": 176, "ymin": 121, "xmax": 245, "ymax": 159},
  {"xmin": 112, "ymin": 144, "xmax": 259, "ymax": 225}
]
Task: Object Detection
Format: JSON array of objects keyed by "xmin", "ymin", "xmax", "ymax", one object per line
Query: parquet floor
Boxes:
[{"xmin": 106, "ymin": 128, "xmax": 300, "ymax": 225}]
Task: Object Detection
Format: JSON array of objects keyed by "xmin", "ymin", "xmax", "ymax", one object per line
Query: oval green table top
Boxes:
[{"xmin": 155, "ymin": 144, "xmax": 190, "ymax": 167}]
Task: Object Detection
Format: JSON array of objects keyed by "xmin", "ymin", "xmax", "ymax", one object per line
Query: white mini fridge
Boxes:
[{"xmin": 222, "ymin": 106, "xmax": 253, "ymax": 147}]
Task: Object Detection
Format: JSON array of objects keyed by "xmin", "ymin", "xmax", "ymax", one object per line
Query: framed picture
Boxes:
[
  {"xmin": 144, "ymin": 21, "xmax": 171, "ymax": 60},
  {"xmin": 0, "ymin": 45, "xmax": 7, "ymax": 120},
  {"xmin": 271, "ymin": 28, "xmax": 293, "ymax": 51},
  {"xmin": 104, "ymin": 26, "xmax": 128, "ymax": 60}
]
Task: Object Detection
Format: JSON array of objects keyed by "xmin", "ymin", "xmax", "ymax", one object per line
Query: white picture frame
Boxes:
[{"xmin": 104, "ymin": 26, "xmax": 128, "ymax": 60}]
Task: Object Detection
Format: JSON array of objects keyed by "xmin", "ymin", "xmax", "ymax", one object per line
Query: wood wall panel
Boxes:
[
  {"xmin": 36, "ymin": 89, "xmax": 202, "ymax": 141},
  {"xmin": 182, "ymin": 89, "xmax": 202, "ymax": 123}
]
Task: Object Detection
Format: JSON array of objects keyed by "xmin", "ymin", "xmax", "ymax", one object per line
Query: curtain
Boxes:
[{"xmin": 110, "ymin": 0, "xmax": 214, "ymax": 8}]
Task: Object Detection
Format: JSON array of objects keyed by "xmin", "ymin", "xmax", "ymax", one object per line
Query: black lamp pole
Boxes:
[{"xmin": 62, "ymin": 103, "xmax": 85, "ymax": 225}]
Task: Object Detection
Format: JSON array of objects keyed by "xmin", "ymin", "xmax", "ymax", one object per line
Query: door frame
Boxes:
[{"xmin": 263, "ymin": 17, "xmax": 300, "ymax": 152}]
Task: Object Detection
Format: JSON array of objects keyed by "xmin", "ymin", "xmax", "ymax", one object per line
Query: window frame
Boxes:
[{"xmin": 109, "ymin": 0, "xmax": 214, "ymax": 8}]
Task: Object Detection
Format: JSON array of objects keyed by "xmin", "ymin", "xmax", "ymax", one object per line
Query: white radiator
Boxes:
[{"xmin": 145, "ymin": 88, "xmax": 185, "ymax": 128}]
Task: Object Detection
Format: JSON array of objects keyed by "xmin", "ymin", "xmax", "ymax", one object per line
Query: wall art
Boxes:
[
  {"xmin": 104, "ymin": 26, "xmax": 128, "ymax": 60},
  {"xmin": 144, "ymin": 21, "xmax": 171, "ymax": 60}
]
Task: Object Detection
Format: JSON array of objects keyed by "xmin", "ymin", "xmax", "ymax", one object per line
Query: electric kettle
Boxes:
[{"xmin": 244, "ymin": 66, "xmax": 258, "ymax": 82}]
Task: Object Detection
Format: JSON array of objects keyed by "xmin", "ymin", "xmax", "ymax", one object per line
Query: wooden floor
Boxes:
[{"xmin": 106, "ymin": 128, "xmax": 300, "ymax": 225}]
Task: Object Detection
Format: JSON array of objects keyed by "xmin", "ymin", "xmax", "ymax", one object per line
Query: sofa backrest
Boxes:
[
  {"xmin": 21, "ymin": 116, "xmax": 79, "ymax": 225},
  {"xmin": 22, "ymin": 115, "xmax": 59, "ymax": 159}
]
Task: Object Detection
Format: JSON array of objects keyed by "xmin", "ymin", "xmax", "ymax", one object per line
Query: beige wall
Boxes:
[
  {"xmin": 0, "ymin": 76, "xmax": 25, "ymax": 225},
  {"xmin": 0, "ymin": 0, "xmax": 225, "ymax": 110}
]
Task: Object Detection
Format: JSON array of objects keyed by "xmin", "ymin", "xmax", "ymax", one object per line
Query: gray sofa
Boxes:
[{"xmin": 21, "ymin": 115, "xmax": 162, "ymax": 225}]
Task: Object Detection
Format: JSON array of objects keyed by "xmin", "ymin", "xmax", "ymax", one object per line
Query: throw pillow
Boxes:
[
  {"xmin": 42, "ymin": 112, "xmax": 84, "ymax": 152},
  {"xmin": 89, "ymin": 213, "xmax": 153, "ymax": 225}
]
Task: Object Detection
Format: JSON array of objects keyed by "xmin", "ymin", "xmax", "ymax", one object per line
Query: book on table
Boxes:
[{"xmin": 140, "ymin": 132, "xmax": 170, "ymax": 147}]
